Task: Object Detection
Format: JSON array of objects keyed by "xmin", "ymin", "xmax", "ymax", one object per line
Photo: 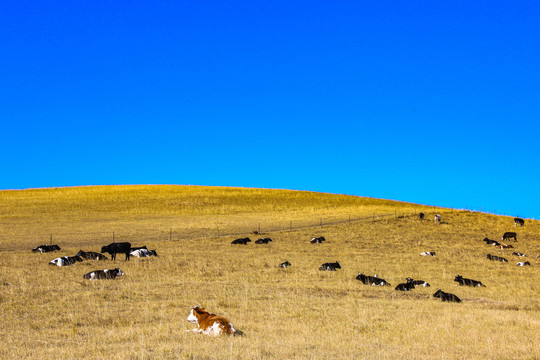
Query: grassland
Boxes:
[{"xmin": 0, "ymin": 185, "xmax": 538, "ymax": 359}]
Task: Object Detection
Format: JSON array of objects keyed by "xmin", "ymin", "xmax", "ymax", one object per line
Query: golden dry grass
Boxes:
[{"xmin": 0, "ymin": 185, "xmax": 539, "ymax": 359}]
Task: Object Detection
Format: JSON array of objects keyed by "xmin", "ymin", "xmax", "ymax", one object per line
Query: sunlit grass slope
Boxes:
[{"xmin": 0, "ymin": 185, "xmax": 538, "ymax": 359}]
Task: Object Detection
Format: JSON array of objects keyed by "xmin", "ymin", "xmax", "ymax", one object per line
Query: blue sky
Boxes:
[{"xmin": 1, "ymin": 1, "xmax": 539, "ymax": 218}]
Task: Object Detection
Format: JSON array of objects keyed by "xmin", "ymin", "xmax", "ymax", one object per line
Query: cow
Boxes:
[
  {"xmin": 517, "ymin": 261, "xmax": 531, "ymax": 266},
  {"xmin": 48, "ymin": 255, "xmax": 83, "ymax": 267},
  {"xmin": 433, "ymin": 289, "xmax": 461, "ymax": 303},
  {"xmin": 514, "ymin": 217, "xmax": 525, "ymax": 227},
  {"xmin": 279, "ymin": 261, "xmax": 291, "ymax": 268},
  {"xmin": 502, "ymin": 232, "xmax": 517, "ymax": 242},
  {"xmin": 83, "ymin": 268, "xmax": 125, "ymax": 280},
  {"xmin": 231, "ymin": 237, "xmax": 251, "ymax": 245},
  {"xmin": 101, "ymin": 242, "xmax": 131, "ymax": 261},
  {"xmin": 255, "ymin": 238, "xmax": 272, "ymax": 244},
  {"xmin": 130, "ymin": 248, "xmax": 158, "ymax": 257},
  {"xmin": 418, "ymin": 212, "xmax": 425, "ymax": 220},
  {"xmin": 186, "ymin": 306, "xmax": 243, "ymax": 336},
  {"xmin": 496, "ymin": 244, "xmax": 514, "ymax": 249},
  {"xmin": 411, "ymin": 279, "xmax": 431, "ymax": 287},
  {"xmin": 32, "ymin": 244, "xmax": 61, "ymax": 253},
  {"xmin": 395, "ymin": 278, "xmax": 415, "ymax": 291},
  {"xmin": 311, "ymin": 236, "xmax": 326, "ymax": 244},
  {"xmin": 319, "ymin": 261, "xmax": 341, "ymax": 271},
  {"xmin": 76, "ymin": 250, "xmax": 108, "ymax": 261},
  {"xmin": 356, "ymin": 273, "xmax": 391, "ymax": 286},
  {"xmin": 483, "ymin": 238, "xmax": 501, "ymax": 246},
  {"xmin": 419, "ymin": 251, "xmax": 436, "ymax": 257},
  {"xmin": 512, "ymin": 252, "xmax": 526, "ymax": 257},
  {"xmin": 454, "ymin": 275, "xmax": 486, "ymax": 287},
  {"xmin": 434, "ymin": 214, "xmax": 441, "ymax": 224},
  {"xmin": 486, "ymin": 254, "xmax": 508, "ymax": 262}
]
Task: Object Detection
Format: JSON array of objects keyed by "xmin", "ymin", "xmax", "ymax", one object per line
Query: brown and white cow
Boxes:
[{"xmin": 186, "ymin": 306, "xmax": 243, "ymax": 336}]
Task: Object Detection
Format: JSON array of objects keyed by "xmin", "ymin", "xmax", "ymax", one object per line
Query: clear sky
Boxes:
[{"xmin": 1, "ymin": 1, "xmax": 539, "ymax": 218}]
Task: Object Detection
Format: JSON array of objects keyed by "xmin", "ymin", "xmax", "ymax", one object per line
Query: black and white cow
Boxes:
[
  {"xmin": 516, "ymin": 261, "xmax": 531, "ymax": 266},
  {"xmin": 83, "ymin": 268, "xmax": 125, "ymax": 280},
  {"xmin": 279, "ymin": 261, "xmax": 291, "ymax": 268},
  {"xmin": 434, "ymin": 214, "xmax": 441, "ymax": 224},
  {"xmin": 76, "ymin": 250, "xmax": 108, "ymax": 261},
  {"xmin": 514, "ymin": 217, "xmax": 525, "ymax": 227},
  {"xmin": 310, "ymin": 236, "xmax": 326, "ymax": 244},
  {"xmin": 411, "ymin": 279, "xmax": 431, "ymax": 287},
  {"xmin": 486, "ymin": 254, "xmax": 508, "ymax": 262},
  {"xmin": 130, "ymin": 248, "xmax": 158, "ymax": 257},
  {"xmin": 49, "ymin": 255, "xmax": 83, "ymax": 267},
  {"xmin": 395, "ymin": 278, "xmax": 415, "ymax": 291},
  {"xmin": 356, "ymin": 273, "xmax": 391, "ymax": 286},
  {"xmin": 319, "ymin": 261, "xmax": 341, "ymax": 271},
  {"xmin": 433, "ymin": 289, "xmax": 461, "ymax": 303},
  {"xmin": 483, "ymin": 238, "xmax": 501, "ymax": 246},
  {"xmin": 255, "ymin": 238, "xmax": 272, "ymax": 244},
  {"xmin": 231, "ymin": 238, "xmax": 251, "ymax": 245},
  {"xmin": 101, "ymin": 242, "xmax": 131, "ymax": 261},
  {"xmin": 32, "ymin": 244, "xmax": 61, "ymax": 253},
  {"xmin": 512, "ymin": 252, "xmax": 526, "ymax": 257},
  {"xmin": 454, "ymin": 275, "xmax": 486, "ymax": 287},
  {"xmin": 419, "ymin": 251, "xmax": 436, "ymax": 257},
  {"xmin": 502, "ymin": 232, "xmax": 517, "ymax": 242}
]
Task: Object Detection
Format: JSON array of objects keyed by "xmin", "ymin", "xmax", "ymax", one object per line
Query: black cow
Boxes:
[
  {"xmin": 454, "ymin": 275, "xmax": 486, "ymax": 287},
  {"xmin": 101, "ymin": 242, "xmax": 131, "ymax": 261},
  {"xmin": 83, "ymin": 268, "xmax": 125, "ymax": 280},
  {"xmin": 76, "ymin": 250, "xmax": 108, "ymax": 261},
  {"xmin": 483, "ymin": 238, "xmax": 501, "ymax": 246},
  {"xmin": 49, "ymin": 255, "xmax": 83, "ymax": 267},
  {"xmin": 502, "ymin": 232, "xmax": 517, "ymax": 242},
  {"xmin": 433, "ymin": 289, "xmax": 461, "ymax": 303},
  {"xmin": 32, "ymin": 244, "xmax": 61, "ymax": 253},
  {"xmin": 418, "ymin": 212, "xmax": 425, "ymax": 220},
  {"xmin": 255, "ymin": 238, "xmax": 272, "ymax": 244},
  {"xmin": 231, "ymin": 237, "xmax": 251, "ymax": 245},
  {"xmin": 486, "ymin": 254, "xmax": 508, "ymax": 262},
  {"xmin": 279, "ymin": 261, "xmax": 291, "ymax": 268},
  {"xmin": 319, "ymin": 261, "xmax": 341, "ymax": 271},
  {"xmin": 395, "ymin": 278, "xmax": 415, "ymax": 291},
  {"xmin": 514, "ymin": 217, "xmax": 525, "ymax": 227},
  {"xmin": 310, "ymin": 236, "xmax": 326, "ymax": 244},
  {"xmin": 356, "ymin": 273, "xmax": 391, "ymax": 286}
]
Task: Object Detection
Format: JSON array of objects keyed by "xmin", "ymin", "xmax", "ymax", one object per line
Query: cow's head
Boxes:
[
  {"xmin": 454, "ymin": 275, "xmax": 462, "ymax": 282},
  {"xmin": 334, "ymin": 262, "xmax": 341, "ymax": 269},
  {"xmin": 114, "ymin": 268, "xmax": 125, "ymax": 276},
  {"xmin": 187, "ymin": 306, "xmax": 206, "ymax": 324},
  {"xmin": 100, "ymin": 245, "xmax": 108, "ymax": 253},
  {"xmin": 433, "ymin": 289, "xmax": 443, "ymax": 298}
]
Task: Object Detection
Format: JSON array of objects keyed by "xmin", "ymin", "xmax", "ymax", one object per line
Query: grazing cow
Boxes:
[
  {"xmin": 514, "ymin": 217, "xmax": 525, "ymax": 227},
  {"xmin": 279, "ymin": 261, "xmax": 291, "ymax": 268},
  {"xmin": 512, "ymin": 252, "xmax": 526, "ymax": 257},
  {"xmin": 517, "ymin": 261, "xmax": 531, "ymax": 266},
  {"xmin": 433, "ymin": 289, "xmax": 461, "ymax": 303},
  {"xmin": 395, "ymin": 278, "xmax": 415, "ymax": 291},
  {"xmin": 434, "ymin": 214, "xmax": 441, "ymax": 224},
  {"xmin": 32, "ymin": 244, "xmax": 61, "ymax": 253},
  {"xmin": 186, "ymin": 306, "xmax": 243, "ymax": 336},
  {"xmin": 231, "ymin": 237, "xmax": 251, "ymax": 245},
  {"xmin": 311, "ymin": 236, "xmax": 326, "ymax": 244},
  {"xmin": 418, "ymin": 212, "xmax": 425, "ymax": 220},
  {"xmin": 454, "ymin": 275, "xmax": 486, "ymax": 287},
  {"xmin": 48, "ymin": 255, "xmax": 83, "ymax": 267},
  {"xmin": 502, "ymin": 232, "xmax": 517, "ymax": 242},
  {"xmin": 76, "ymin": 250, "xmax": 108, "ymax": 261},
  {"xmin": 486, "ymin": 254, "xmax": 508, "ymax": 262},
  {"xmin": 83, "ymin": 268, "xmax": 125, "ymax": 280},
  {"xmin": 356, "ymin": 273, "xmax": 391, "ymax": 286},
  {"xmin": 255, "ymin": 238, "xmax": 272, "ymax": 244},
  {"xmin": 483, "ymin": 238, "xmax": 501, "ymax": 246},
  {"xmin": 319, "ymin": 261, "xmax": 341, "ymax": 271},
  {"xmin": 419, "ymin": 251, "xmax": 436, "ymax": 257},
  {"xmin": 101, "ymin": 242, "xmax": 131, "ymax": 261},
  {"xmin": 411, "ymin": 279, "xmax": 431, "ymax": 287},
  {"xmin": 130, "ymin": 248, "xmax": 158, "ymax": 257},
  {"xmin": 496, "ymin": 244, "xmax": 514, "ymax": 249}
]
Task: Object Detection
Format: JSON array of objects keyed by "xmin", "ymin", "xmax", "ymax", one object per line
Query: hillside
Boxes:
[{"xmin": 0, "ymin": 185, "xmax": 538, "ymax": 359}]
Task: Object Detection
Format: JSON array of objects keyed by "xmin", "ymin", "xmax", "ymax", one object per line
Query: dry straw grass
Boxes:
[{"xmin": 0, "ymin": 185, "xmax": 539, "ymax": 359}]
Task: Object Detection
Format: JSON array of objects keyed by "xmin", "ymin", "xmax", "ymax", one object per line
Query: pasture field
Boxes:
[{"xmin": 0, "ymin": 185, "xmax": 539, "ymax": 359}]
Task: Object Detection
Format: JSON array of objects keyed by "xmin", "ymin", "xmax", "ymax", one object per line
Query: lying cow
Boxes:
[
  {"xmin": 32, "ymin": 244, "xmax": 61, "ymax": 253},
  {"xmin": 486, "ymin": 254, "xmax": 508, "ymax": 262},
  {"xmin": 76, "ymin": 250, "xmax": 108, "ymax": 261},
  {"xmin": 496, "ymin": 244, "xmax": 514, "ymax": 249},
  {"xmin": 483, "ymin": 238, "xmax": 501, "ymax": 246},
  {"xmin": 454, "ymin": 275, "xmax": 486, "ymax": 287},
  {"xmin": 411, "ymin": 279, "xmax": 431, "ymax": 287},
  {"xmin": 418, "ymin": 212, "xmax": 425, "ymax": 220},
  {"xmin": 186, "ymin": 306, "xmax": 243, "ymax": 336},
  {"xmin": 231, "ymin": 237, "xmax": 251, "ymax": 245},
  {"xmin": 502, "ymin": 232, "xmax": 517, "ymax": 242},
  {"xmin": 433, "ymin": 289, "xmax": 461, "ymax": 303},
  {"xmin": 83, "ymin": 268, "xmax": 124, "ymax": 280},
  {"xmin": 319, "ymin": 261, "xmax": 341, "ymax": 271},
  {"xmin": 517, "ymin": 261, "xmax": 531, "ymax": 266},
  {"xmin": 130, "ymin": 248, "xmax": 158, "ymax": 257},
  {"xmin": 49, "ymin": 255, "xmax": 83, "ymax": 267},
  {"xmin": 514, "ymin": 217, "xmax": 525, "ymax": 227},
  {"xmin": 255, "ymin": 238, "xmax": 272, "ymax": 244},
  {"xmin": 310, "ymin": 236, "xmax": 326, "ymax": 244},
  {"xmin": 419, "ymin": 251, "xmax": 436, "ymax": 257},
  {"xmin": 101, "ymin": 242, "xmax": 131, "ymax": 261},
  {"xmin": 395, "ymin": 278, "xmax": 415, "ymax": 291},
  {"xmin": 356, "ymin": 273, "xmax": 391, "ymax": 286},
  {"xmin": 279, "ymin": 261, "xmax": 291, "ymax": 268},
  {"xmin": 512, "ymin": 252, "xmax": 526, "ymax": 257}
]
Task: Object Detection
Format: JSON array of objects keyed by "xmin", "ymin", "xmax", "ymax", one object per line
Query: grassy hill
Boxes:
[{"xmin": 0, "ymin": 185, "xmax": 538, "ymax": 359}]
